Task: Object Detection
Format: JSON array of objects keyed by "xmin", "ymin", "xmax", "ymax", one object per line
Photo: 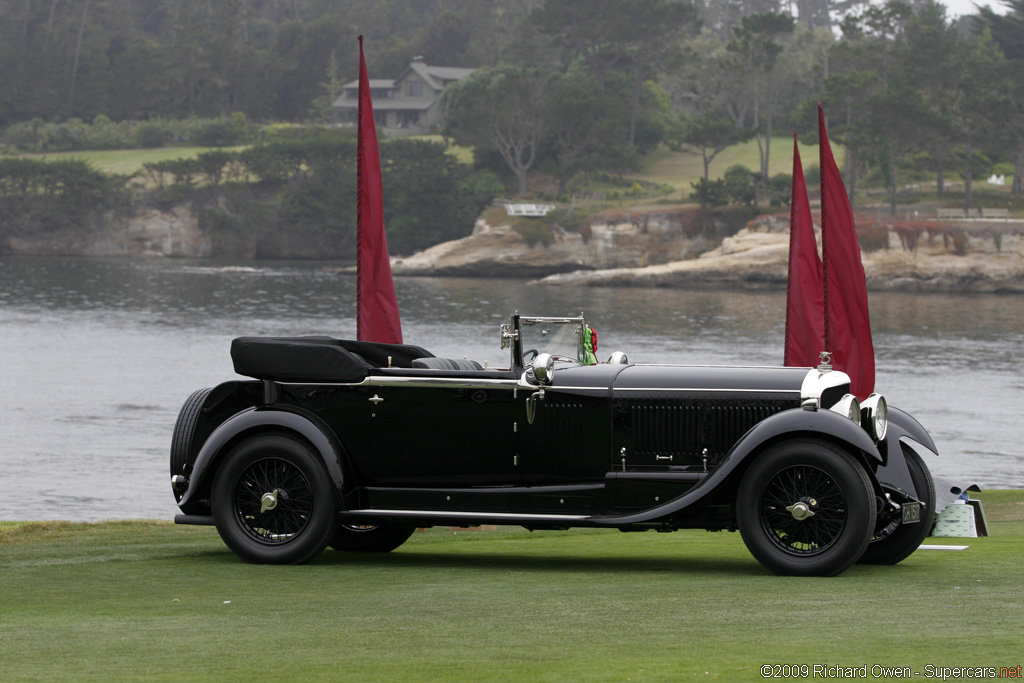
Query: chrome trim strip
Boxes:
[
  {"xmin": 277, "ymin": 376, "xmax": 520, "ymax": 390},
  {"xmin": 370, "ymin": 376, "xmax": 520, "ymax": 390},
  {"xmin": 528, "ymin": 385, "xmax": 607, "ymax": 392},
  {"xmin": 613, "ymin": 387, "xmax": 801, "ymax": 394},
  {"xmin": 338, "ymin": 509, "xmax": 591, "ymax": 521},
  {"xmin": 276, "ymin": 379, "xmax": 370, "ymax": 387},
  {"xmin": 521, "ymin": 316, "xmax": 585, "ymax": 325}
]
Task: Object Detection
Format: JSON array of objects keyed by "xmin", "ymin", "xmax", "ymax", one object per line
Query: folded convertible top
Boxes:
[{"xmin": 231, "ymin": 336, "xmax": 434, "ymax": 382}]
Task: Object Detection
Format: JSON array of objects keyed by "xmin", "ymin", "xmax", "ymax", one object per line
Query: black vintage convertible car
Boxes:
[{"xmin": 170, "ymin": 314, "xmax": 938, "ymax": 576}]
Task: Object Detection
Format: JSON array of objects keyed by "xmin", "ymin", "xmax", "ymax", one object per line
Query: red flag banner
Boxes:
[
  {"xmin": 818, "ymin": 104, "xmax": 874, "ymax": 398},
  {"xmin": 356, "ymin": 35, "xmax": 402, "ymax": 344},
  {"xmin": 784, "ymin": 134, "xmax": 825, "ymax": 368}
]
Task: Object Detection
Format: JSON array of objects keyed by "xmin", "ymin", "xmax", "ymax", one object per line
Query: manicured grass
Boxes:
[
  {"xmin": 404, "ymin": 133, "xmax": 476, "ymax": 165},
  {"xmin": 2, "ymin": 490, "xmax": 1020, "ymax": 681},
  {"xmin": 18, "ymin": 136, "xmax": 472, "ymax": 177},
  {"xmin": 20, "ymin": 146, "xmax": 249, "ymax": 176},
  {"xmin": 633, "ymin": 137, "xmax": 843, "ymax": 200}
]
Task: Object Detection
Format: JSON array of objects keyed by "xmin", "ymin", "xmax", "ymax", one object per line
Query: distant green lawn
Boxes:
[
  {"xmin": 2, "ymin": 490, "xmax": 1020, "ymax": 681},
  {"xmin": 20, "ymin": 146, "xmax": 249, "ymax": 176},
  {"xmin": 17, "ymin": 135, "xmax": 474, "ymax": 177},
  {"xmin": 633, "ymin": 137, "xmax": 842, "ymax": 199}
]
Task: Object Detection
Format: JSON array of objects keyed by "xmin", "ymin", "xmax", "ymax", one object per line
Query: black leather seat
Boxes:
[{"xmin": 411, "ymin": 357, "xmax": 484, "ymax": 371}]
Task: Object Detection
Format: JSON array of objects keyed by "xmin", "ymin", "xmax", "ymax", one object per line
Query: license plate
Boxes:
[{"xmin": 902, "ymin": 502, "xmax": 921, "ymax": 524}]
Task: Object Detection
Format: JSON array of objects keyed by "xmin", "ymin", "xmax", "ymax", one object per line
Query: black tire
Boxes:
[
  {"xmin": 859, "ymin": 447, "xmax": 936, "ymax": 565},
  {"xmin": 737, "ymin": 439, "xmax": 876, "ymax": 577},
  {"xmin": 170, "ymin": 388, "xmax": 212, "ymax": 477},
  {"xmin": 330, "ymin": 524, "xmax": 416, "ymax": 553},
  {"xmin": 211, "ymin": 434, "xmax": 338, "ymax": 564}
]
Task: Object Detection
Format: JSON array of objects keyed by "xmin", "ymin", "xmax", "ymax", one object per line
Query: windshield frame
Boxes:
[{"xmin": 514, "ymin": 316, "xmax": 585, "ymax": 368}]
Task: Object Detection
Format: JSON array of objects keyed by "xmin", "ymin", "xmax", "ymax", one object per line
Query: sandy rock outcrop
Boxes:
[
  {"xmin": 534, "ymin": 221, "xmax": 1024, "ymax": 293},
  {"xmin": 391, "ymin": 211, "xmax": 717, "ymax": 277}
]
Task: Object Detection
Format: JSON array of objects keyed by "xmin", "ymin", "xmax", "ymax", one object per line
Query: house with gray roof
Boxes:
[{"xmin": 332, "ymin": 57, "xmax": 475, "ymax": 135}]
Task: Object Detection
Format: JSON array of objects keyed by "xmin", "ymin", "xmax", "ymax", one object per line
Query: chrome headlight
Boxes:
[
  {"xmin": 860, "ymin": 393, "xmax": 888, "ymax": 441},
  {"xmin": 532, "ymin": 352, "xmax": 555, "ymax": 384},
  {"xmin": 830, "ymin": 394, "xmax": 861, "ymax": 423}
]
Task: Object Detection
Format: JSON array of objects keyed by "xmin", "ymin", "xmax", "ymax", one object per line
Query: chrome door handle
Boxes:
[{"xmin": 369, "ymin": 394, "xmax": 384, "ymax": 404}]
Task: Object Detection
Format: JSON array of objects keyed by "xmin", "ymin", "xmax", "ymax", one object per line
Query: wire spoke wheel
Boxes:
[
  {"xmin": 212, "ymin": 434, "xmax": 337, "ymax": 564},
  {"xmin": 759, "ymin": 465, "xmax": 847, "ymax": 556},
  {"xmin": 234, "ymin": 457, "xmax": 314, "ymax": 544},
  {"xmin": 738, "ymin": 439, "xmax": 875, "ymax": 576}
]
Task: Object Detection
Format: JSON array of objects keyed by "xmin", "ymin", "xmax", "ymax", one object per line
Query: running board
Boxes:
[{"xmin": 338, "ymin": 508, "xmax": 591, "ymax": 524}]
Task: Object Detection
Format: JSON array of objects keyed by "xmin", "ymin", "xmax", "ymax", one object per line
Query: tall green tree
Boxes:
[
  {"xmin": 725, "ymin": 11, "xmax": 794, "ymax": 202},
  {"xmin": 896, "ymin": 1, "xmax": 958, "ymax": 197},
  {"xmin": 532, "ymin": 0, "xmax": 695, "ymax": 149},
  {"xmin": 621, "ymin": 0, "xmax": 700, "ymax": 147},
  {"xmin": 947, "ymin": 29, "xmax": 1013, "ymax": 211},
  {"xmin": 442, "ymin": 65, "xmax": 553, "ymax": 195},
  {"xmin": 978, "ymin": 0, "xmax": 1024, "ymax": 194},
  {"xmin": 666, "ymin": 110, "xmax": 756, "ymax": 228}
]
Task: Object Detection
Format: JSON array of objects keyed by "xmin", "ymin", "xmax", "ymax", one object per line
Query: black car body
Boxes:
[{"xmin": 171, "ymin": 314, "xmax": 938, "ymax": 576}]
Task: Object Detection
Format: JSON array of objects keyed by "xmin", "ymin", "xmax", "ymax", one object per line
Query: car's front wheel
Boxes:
[
  {"xmin": 330, "ymin": 524, "xmax": 416, "ymax": 553},
  {"xmin": 859, "ymin": 447, "xmax": 936, "ymax": 565},
  {"xmin": 212, "ymin": 434, "xmax": 338, "ymax": 564},
  {"xmin": 737, "ymin": 439, "xmax": 876, "ymax": 577}
]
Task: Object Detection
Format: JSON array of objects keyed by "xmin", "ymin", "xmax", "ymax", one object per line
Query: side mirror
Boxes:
[
  {"xmin": 533, "ymin": 352, "xmax": 555, "ymax": 384},
  {"xmin": 500, "ymin": 323, "xmax": 517, "ymax": 350}
]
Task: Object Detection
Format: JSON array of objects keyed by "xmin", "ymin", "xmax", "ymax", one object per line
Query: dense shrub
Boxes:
[
  {"xmin": 0, "ymin": 157, "xmax": 130, "ymax": 233},
  {"xmin": 136, "ymin": 123, "xmax": 167, "ymax": 148},
  {"xmin": 857, "ymin": 222, "xmax": 890, "ymax": 252},
  {"xmin": 193, "ymin": 135, "xmax": 500, "ymax": 256},
  {"xmin": 3, "ymin": 115, "xmax": 260, "ymax": 152},
  {"xmin": 723, "ymin": 165, "xmax": 757, "ymax": 207},
  {"xmin": 195, "ymin": 119, "xmax": 243, "ymax": 147}
]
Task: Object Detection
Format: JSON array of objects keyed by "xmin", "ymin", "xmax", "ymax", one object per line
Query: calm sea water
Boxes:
[{"xmin": 1, "ymin": 256, "xmax": 1022, "ymax": 522}]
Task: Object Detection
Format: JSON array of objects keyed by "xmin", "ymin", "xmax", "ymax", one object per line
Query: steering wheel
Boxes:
[{"xmin": 523, "ymin": 348, "xmax": 539, "ymax": 363}]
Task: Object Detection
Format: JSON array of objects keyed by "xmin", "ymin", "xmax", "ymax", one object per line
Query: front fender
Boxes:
[
  {"xmin": 730, "ymin": 406, "xmax": 882, "ymax": 466},
  {"xmin": 594, "ymin": 407, "xmax": 881, "ymax": 526},
  {"xmin": 176, "ymin": 406, "xmax": 346, "ymax": 509},
  {"xmin": 873, "ymin": 406, "xmax": 939, "ymax": 498}
]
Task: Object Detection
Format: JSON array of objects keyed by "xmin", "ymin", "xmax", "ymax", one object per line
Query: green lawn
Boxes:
[
  {"xmin": 2, "ymin": 490, "xmax": 1020, "ymax": 681},
  {"xmin": 17, "ymin": 135, "xmax": 474, "ymax": 177},
  {"xmin": 20, "ymin": 146, "xmax": 250, "ymax": 176},
  {"xmin": 632, "ymin": 137, "xmax": 843, "ymax": 199}
]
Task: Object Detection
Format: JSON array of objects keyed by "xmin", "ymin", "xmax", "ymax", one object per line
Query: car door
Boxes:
[
  {"xmin": 515, "ymin": 365, "xmax": 617, "ymax": 485},
  {"xmin": 367, "ymin": 371, "xmax": 519, "ymax": 487}
]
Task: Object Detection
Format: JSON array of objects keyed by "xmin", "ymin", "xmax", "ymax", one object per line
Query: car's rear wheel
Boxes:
[
  {"xmin": 737, "ymin": 439, "xmax": 876, "ymax": 577},
  {"xmin": 858, "ymin": 447, "xmax": 936, "ymax": 565},
  {"xmin": 212, "ymin": 434, "xmax": 337, "ymax": 564},
  {"xmin": 330, "ymin": 524, "xmax": 416, "ymax": 553}
]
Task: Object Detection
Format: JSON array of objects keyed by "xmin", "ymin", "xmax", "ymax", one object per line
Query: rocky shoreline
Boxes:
[
  {"xmin": 5, "ymin": 204, "xmax": 1023, "ymax": 294},
  {"xmin": 393, "ymin": 211, "xmax": 1024, "ymax": 294},
  {"xmin": 532, "ymin": 223, "xmax": 1024, "ymax": 294}
]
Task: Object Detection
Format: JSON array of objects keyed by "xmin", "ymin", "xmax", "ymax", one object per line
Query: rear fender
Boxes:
[{"xmin": 176, "ymin": 407, "xmax": 346, "ymax": 509}]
